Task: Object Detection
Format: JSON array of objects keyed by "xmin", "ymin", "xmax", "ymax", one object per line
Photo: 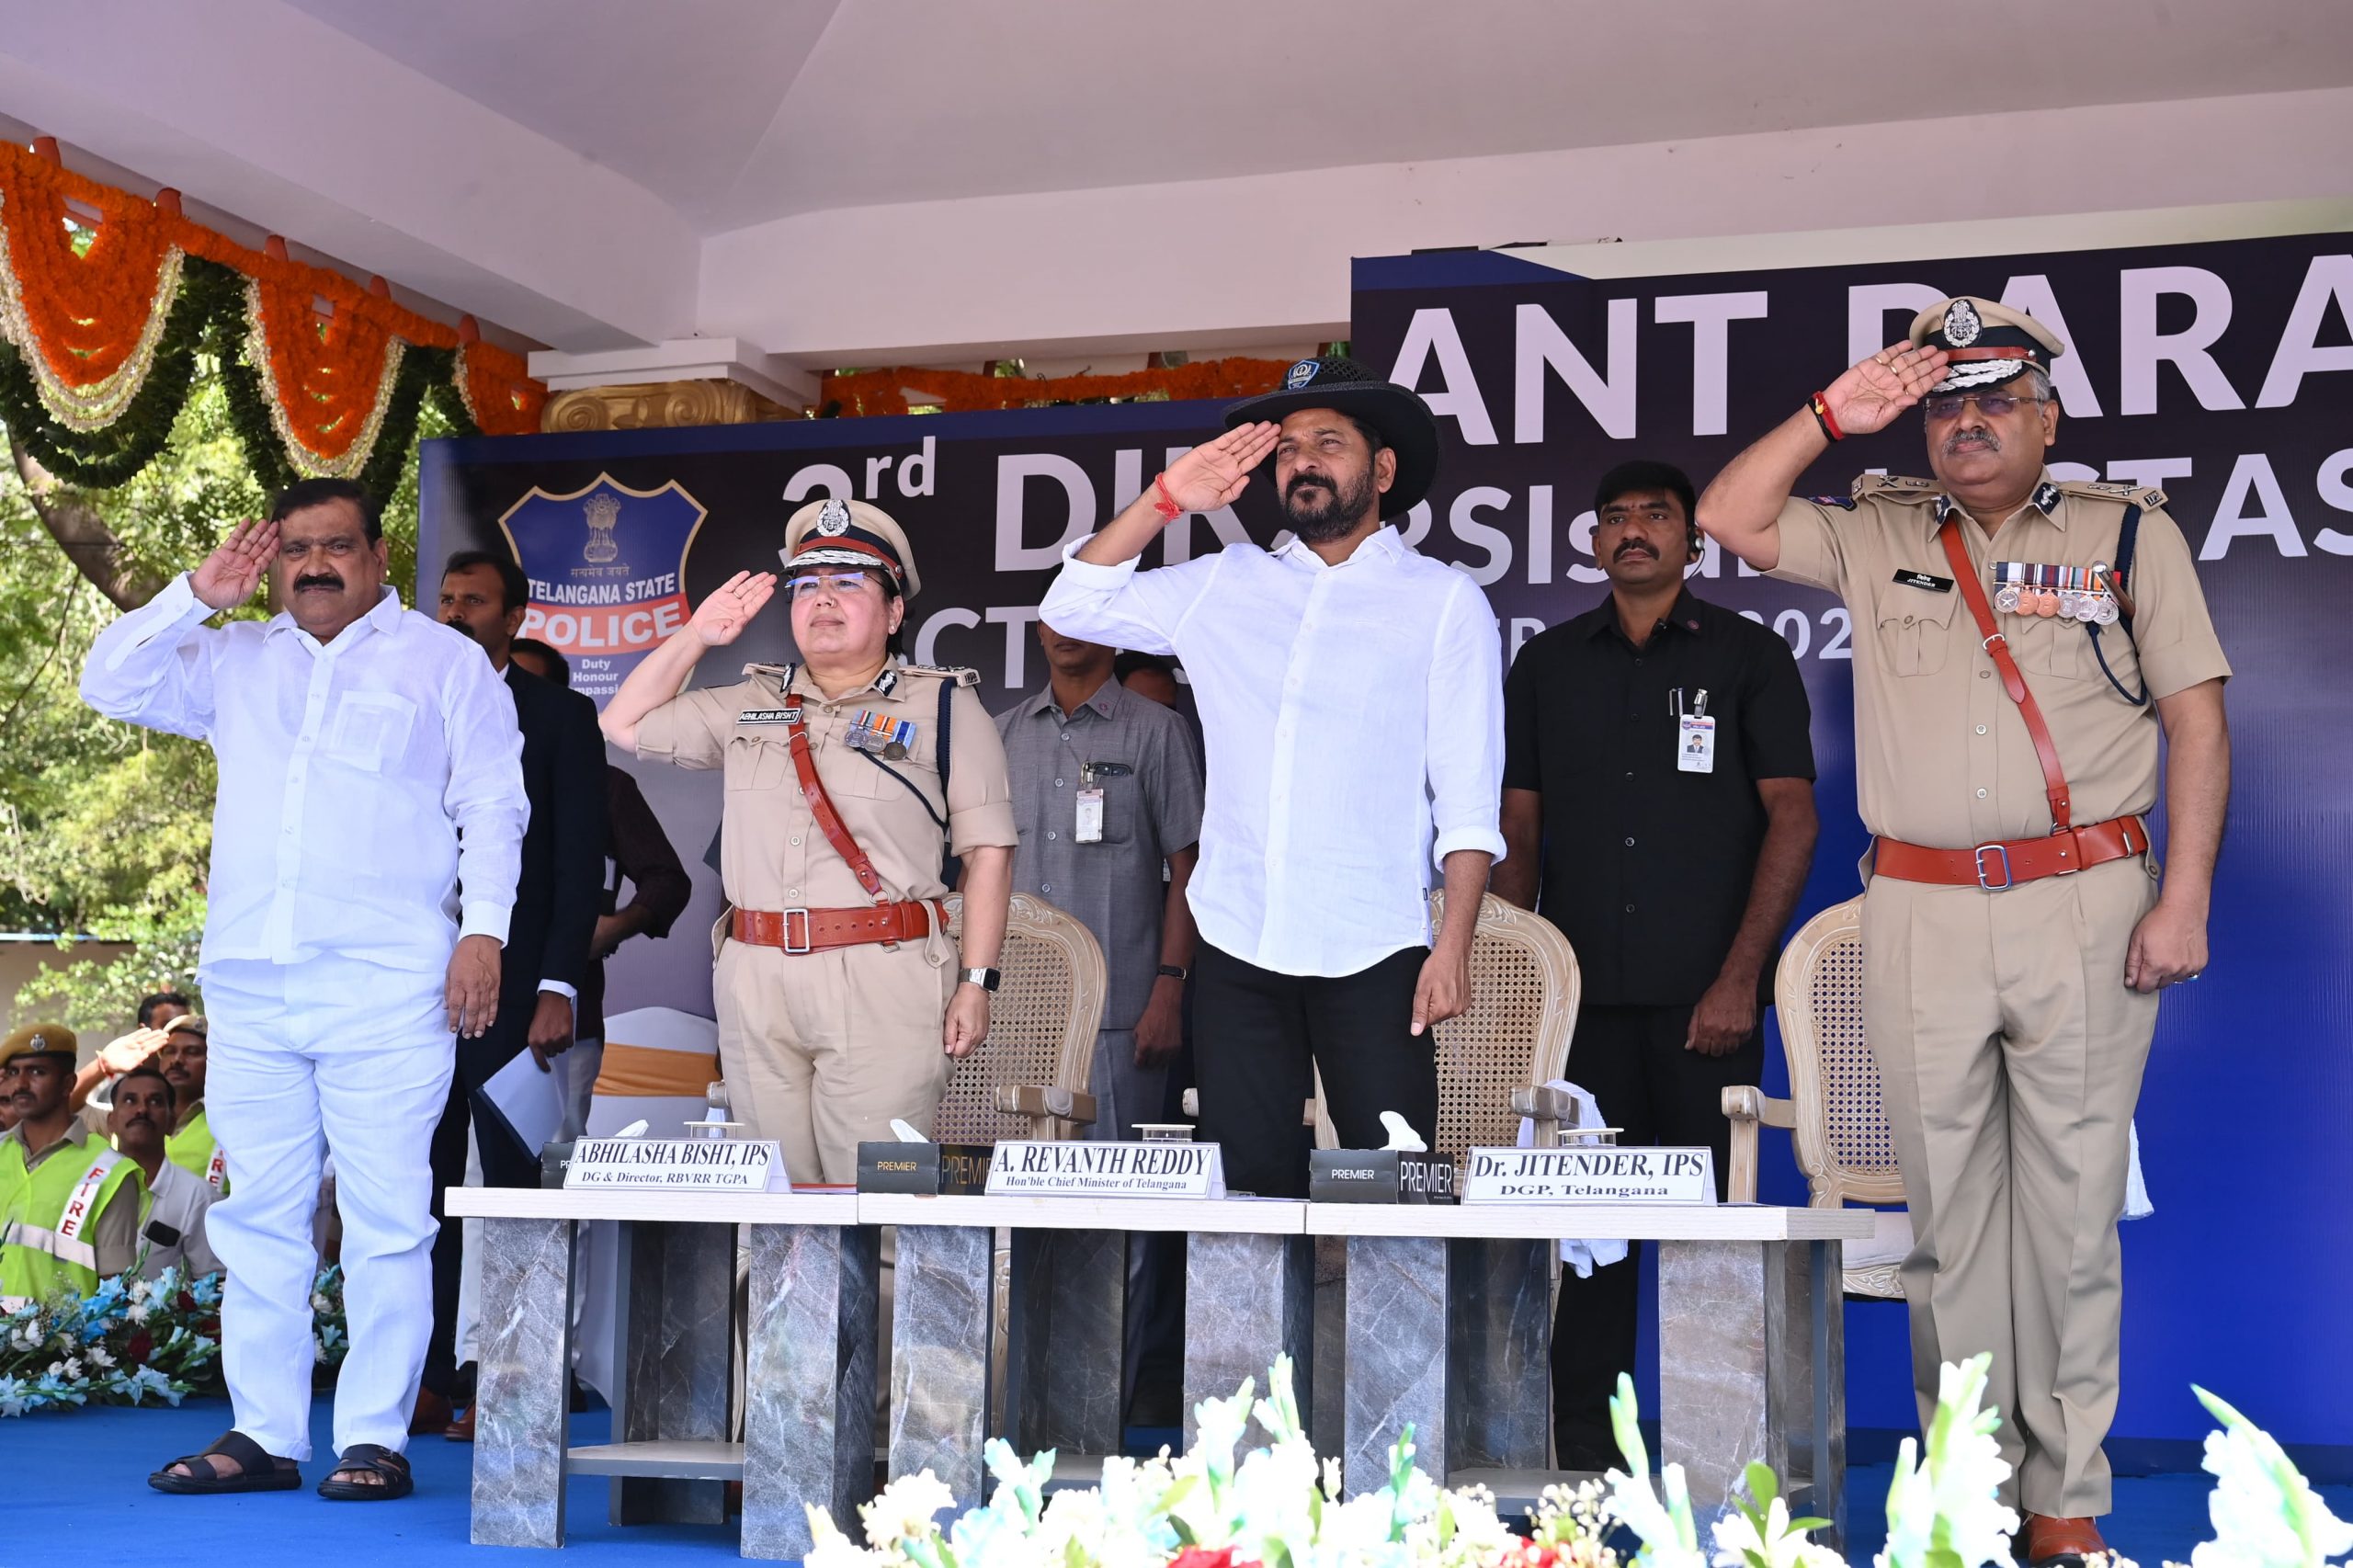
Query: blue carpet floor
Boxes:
[{"xmin": 6, "ymin": 1394, "xmax": 2347, "ymax": 1563}]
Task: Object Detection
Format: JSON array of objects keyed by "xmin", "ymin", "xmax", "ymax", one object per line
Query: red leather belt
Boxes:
[
  {"xmin": 730, "ymin": 901, "xmax": 946, "ymax": 954},
  {"xmin": 1874, "ymin": 815, "xmax": 2148, "ymax": 890}
]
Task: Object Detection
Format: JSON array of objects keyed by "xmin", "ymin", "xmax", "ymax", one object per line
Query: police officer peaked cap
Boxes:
[
  {"xmin": 0, "ymin": 1022, "xmax": 77, "ymax": 1068},
  {"xmin": 1910, "ymin": 296, "xmax": 2066, "ymax": 394},
  {"xmin": 780, "ymin": 497, "xmax": 920, "ymax": 598},
  {"xmin": 1222, "ymin": 355, "xmax": 1441, "ymax": 519}
]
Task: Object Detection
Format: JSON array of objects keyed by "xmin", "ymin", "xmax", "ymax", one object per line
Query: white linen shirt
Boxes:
[
  {"xmin": 80, "ymin": 574, "xmax": 528, "ymax": 975},
  {"xmin": 1040, "ymin": 526, "xmax": 1506, "ymax": 977}
]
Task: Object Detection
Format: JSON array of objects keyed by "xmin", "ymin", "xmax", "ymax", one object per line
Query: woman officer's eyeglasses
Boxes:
[{"xmin": 783, "ymin": 570, "xmax": 881, "ymax": 600}]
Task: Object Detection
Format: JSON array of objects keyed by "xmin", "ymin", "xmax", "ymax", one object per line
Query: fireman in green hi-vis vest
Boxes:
[{"xmin": 1, "ymin": 1024, "xmax": 147, "ymax": 1306}]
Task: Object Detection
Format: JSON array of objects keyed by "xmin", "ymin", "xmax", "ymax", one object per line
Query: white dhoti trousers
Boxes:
[{"xmin": 201, "ymin": 954, "xmax": 453, "ymax": 1461}]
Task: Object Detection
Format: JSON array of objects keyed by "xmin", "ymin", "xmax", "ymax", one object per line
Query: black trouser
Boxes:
[
  {"xmin": 1550, "ymin": 1002, "xmax": 1758, "ymax": 1466},
  {"xmin": 422, "ymin": 994, "xmax": 548, "ymax": 1400},
  {"xmin": 1191, "ymin": 941, "xmax": 1437, "ymax": 1199}
]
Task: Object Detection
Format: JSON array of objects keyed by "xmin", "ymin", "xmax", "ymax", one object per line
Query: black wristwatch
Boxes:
[
  {"xmin": 961, "ymin": 967, "xmax": 1002, "ymax": 993},
  {"xmin": 1157, "ymin": 963, "xmax": 1189, "ymax": 983}
]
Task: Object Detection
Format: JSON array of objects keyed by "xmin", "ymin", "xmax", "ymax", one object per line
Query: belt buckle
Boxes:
[
  {"xmin": 1972, "ymin": 844, "xmax": 2013, "ymax": 890},
  {"xmin": 781, "ymin": 907, "xmax": 813, "ymax": 954}
]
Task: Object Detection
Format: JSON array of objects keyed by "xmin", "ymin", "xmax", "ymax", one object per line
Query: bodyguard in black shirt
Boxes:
[{"xmin": 1493, "ymin": 460, "xmax": 1818, "ymax": 1470}]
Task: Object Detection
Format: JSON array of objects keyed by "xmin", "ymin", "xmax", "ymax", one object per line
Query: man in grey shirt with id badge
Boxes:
[{"xmin": 997, "ymin": 620, "xmax": 1205, "ymax": 1138}]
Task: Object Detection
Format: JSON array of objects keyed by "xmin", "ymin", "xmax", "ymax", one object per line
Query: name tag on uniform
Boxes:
[
  {"xmin": 1892, "ymin": 569, "xmax": 1954, "ymax": 593},
  {"xmin": 1678, "ymin": 714, "xmax": 1717, "ymax": 773},
  {"xmin": 738, "ymin": 708, "xmax": 801, "ymax": 725}
]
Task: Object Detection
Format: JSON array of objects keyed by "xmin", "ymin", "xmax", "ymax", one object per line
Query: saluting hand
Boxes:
[
  {"xmin": 191, "ymin": 518, "xmax": 279, "ymax": 611},
  {"xmin": 1160, "ymin": 422, "xmax": 1280, "ymax": 516},
  {"xmin": 1821, "ymin": 341, "xmax": 1949, "ymax": 437},
  {"xmin": 688, "ymin": 571, "xmax": 778, "ymax": 647},
  {"xmin": 97, "ymin": 1027, "xmax": 171, "ymax": 1078}
]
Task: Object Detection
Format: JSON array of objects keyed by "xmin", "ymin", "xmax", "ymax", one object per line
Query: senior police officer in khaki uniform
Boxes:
[
  {"xmin": 1699, "ymin": 298, "xmax": 2231, "ymax": 1568},
  {"xmin": 600, "ymin": 498, "xmax": 1017, "ymax": 1182}
]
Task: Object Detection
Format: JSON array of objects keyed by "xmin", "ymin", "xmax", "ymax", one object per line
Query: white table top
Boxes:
[
  {"xmin": 858, "ymin": 1192, "xmax": 1309, "ymax": 1233},
  {"xmin": 1303, "ymin": 1201, "xmax": 1879, "ymax": 1241},
  {"xmin": 444, "ymin": 1187, "xmax": 858, "ymax": 1224},
  {"xmin": 446, "ymin": 1186, "xmax": 1872, "ymax": 1242}
]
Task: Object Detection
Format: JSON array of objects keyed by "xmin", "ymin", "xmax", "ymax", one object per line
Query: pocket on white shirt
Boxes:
[{"xmin": 327, "ymin": 690, "xmax": 418, "ymax": 773}]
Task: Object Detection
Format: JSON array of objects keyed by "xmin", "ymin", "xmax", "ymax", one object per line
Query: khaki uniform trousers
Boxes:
[
  {"xmin": 713, "ymin": 934, "xmax": 957, "ymax": 1183},
  {"xmin": 1860, "ymin": 853, "xmax": 2161, "ymax": 1518}
]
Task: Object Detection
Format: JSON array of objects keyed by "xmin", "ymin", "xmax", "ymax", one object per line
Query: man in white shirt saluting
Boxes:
[
  {"xmin": 1040, "ymin": 357, "xmax": 1506, "ymax": 1196},
  {"xmin": 82, "ymin": 478, "xmax": 527, "ymax": 1502}
]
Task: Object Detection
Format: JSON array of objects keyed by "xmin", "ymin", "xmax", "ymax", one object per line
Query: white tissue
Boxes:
[
  {"xmin": 889, "ymin": 1119, "xmax": 929, "ymax": 1143},
  {"xmin": 1378, "ymin": 1110, "xmax": 1428, "ymax": 1153}
]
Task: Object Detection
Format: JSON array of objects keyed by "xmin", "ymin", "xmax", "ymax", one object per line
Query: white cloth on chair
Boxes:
[{"xmin": 1515, "ymin": 1078, "xmax": 1630, "ymax": 1279}]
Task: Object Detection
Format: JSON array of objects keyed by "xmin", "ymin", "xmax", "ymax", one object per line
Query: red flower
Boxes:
[
  {"xmin": 1495, "ymin": 1542, "xmax": 1562, "ymax": 1568},
  {"xmin": 123, "ymin": 1329, "xmax": 154, "ymax": 1366},
  {"xmin": 1169, "ymin": 1550, "xmax": 1264, "ymax": 1568}
]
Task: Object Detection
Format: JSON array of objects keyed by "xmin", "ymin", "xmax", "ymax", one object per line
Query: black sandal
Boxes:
[
  {"xmin": 316, "ymin": 1442, "xmax": 414, "ymax": 1501},
  {"xmin": 149, "ymin": 1430, "xmax": 302, "ymax": 1494}
]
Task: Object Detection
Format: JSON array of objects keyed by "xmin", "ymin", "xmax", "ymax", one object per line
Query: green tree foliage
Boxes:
[{"xmin": 2, "ymin": 358, "xmax": 439, "ymax": 1029}]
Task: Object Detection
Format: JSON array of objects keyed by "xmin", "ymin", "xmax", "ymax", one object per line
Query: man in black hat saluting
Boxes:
[{"xmin": 1042, "ymin": 356, "xmax": 1505, "ymax": 1196}]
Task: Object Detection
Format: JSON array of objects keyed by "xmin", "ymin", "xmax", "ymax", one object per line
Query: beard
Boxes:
[{"xmin": 1280, "ymin": 464, "xmax": 1381, "ymax": 542}]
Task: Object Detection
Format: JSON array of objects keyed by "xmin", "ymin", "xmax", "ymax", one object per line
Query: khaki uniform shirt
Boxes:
[
  {"xmin": 1770, "ymin": 471, "xmax": 2230, "ymax": 848},
  {"xmin": 635, "ymin": 659, "xmax": 1017, "ymax": 911}
]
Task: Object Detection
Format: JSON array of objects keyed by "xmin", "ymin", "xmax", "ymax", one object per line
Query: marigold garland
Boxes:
[
  {"xmin": 0, "ymin": 136, "xmax": 546, "ymax": 495},
  {"xmin": 819, "ymin": 357, "xmax": 1295, "ymax": 418}
]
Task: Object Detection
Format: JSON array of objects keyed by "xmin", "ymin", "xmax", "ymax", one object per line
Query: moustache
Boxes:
[
  {"xmin": 1614, "ymin": 540, "xmax": 1659, "ymax": 561},
  {"xmin": 1285, "ymin": 472, "xmax": 1335, "ymax": 502},
  {"xmin": 294, "ymin": 574, "xmax": 345, "ymax": 592},
  {"xmin": 443, "ymin": 617, "xmax": 478, "ymax": 640},
  {"xmin": 1943, "ymin": 429, "xmax": 2001, "ymax": 455}
]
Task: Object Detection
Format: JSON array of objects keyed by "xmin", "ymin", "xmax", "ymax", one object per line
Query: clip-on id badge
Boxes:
[
  {"xmin": 1674, "ymin": 687, "xmax": 1715, "ymax": 774},
  {"xmin": 1075, "ymin": 765, "xmax": 1106, "ymax": 843}
]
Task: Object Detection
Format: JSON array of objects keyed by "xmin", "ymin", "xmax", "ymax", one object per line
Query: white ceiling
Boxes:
[{"xmin": 282, "ymin": 0, "xmax": 2351, "ymax": 236}]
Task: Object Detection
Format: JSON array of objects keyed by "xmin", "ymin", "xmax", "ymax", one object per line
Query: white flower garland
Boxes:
[{"xmin": 239, "ymin": 278, "xmax": 405, "ymax": 480}]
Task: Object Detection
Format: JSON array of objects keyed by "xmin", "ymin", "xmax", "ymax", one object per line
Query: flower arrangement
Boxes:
[
  {"xmin": 1, "ymin": 1263, "xmax": 356, "ymax": 1416},
  {"xmin": 0, "ymin": 1267, "xmax": 222, "ymax": 1415},
  {"xmin": 804, "ymin": 1351, "xmax": 2346, "ymax": 1568}
]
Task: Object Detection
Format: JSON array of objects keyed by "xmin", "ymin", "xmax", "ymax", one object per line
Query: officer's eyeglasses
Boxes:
[
  {"xmin": 1923, "ymin": 392, "xmax": 2046, "ymax": 422},
  {"xmin": 784, "ymin": 570, "xmax": 881, "ymax": 600}
]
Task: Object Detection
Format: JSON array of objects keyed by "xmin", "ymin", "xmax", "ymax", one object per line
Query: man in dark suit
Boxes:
[{"xmin": 417, "ymin": 550, "xmax": 607, "ymax": 1436}]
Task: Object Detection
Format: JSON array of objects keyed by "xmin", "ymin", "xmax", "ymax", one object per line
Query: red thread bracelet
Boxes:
[
  {"xmin": 1810, "ymin": 392, "xmax": 1845, "ymax": 442},
  {"xmin": 1152, "ymin": 472, "xmax": 1184, "ymax": 520}
]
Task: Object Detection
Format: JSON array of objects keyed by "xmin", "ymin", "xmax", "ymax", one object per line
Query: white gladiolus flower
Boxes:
[
  {"xmin": 803, "ymin": 1506, "xmax": 881, "ymax": 1568},
  {"xmin": 1878, "ymin": 1354, "xmax": 2019, "ymax": 1568},
  {"xmin": 1711, "ymin": 1495, "xmax": 1844, "ymax": 1568},
  {"xmin": 2181, "ymin": 1386, "xmax": 2353, "ymax": 1568},
  {"xmin": 858, "ymin": 1469, "xmax": 957, "ymax": 1551}
]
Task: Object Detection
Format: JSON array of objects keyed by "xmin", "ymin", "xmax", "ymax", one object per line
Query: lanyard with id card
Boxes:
[
  {"xmin": 1673, "ymin": 687, "xmax": 1715, "ymax": 774},
  {"xmin": 1075, "ymin": 761, "xmax": 1131, "ymax": 843}
]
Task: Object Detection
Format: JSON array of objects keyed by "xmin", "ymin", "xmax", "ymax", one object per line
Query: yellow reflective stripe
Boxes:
[{"xmin": 8, "ymin": 1222, "xmax": 98, "ymax": 1270}]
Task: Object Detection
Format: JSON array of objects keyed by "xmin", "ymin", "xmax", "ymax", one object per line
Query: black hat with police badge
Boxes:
[
  {"xmin": 1909, "ymin": 296, "xmax": 2066, "ymax": 393},
  {"xmin": 1222, "ymin": 355, "xmax": 1440, "ymax": 519}
]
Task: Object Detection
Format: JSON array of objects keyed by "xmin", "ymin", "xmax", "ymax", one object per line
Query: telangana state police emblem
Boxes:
[
  {"xmin": 815, "ymin": 497, "xmax": 852, "ymax": 536},
  {"xmin": 497, "ymin": 473, "xmax": 708, "ymax": 708},
  {"xmin": 1943, "ymin": 299, "xmax": 1984, "ymax": 347},
  {"xmin": 1285, "ymin": 358, "xmax": 1320, "ymax": 389}
]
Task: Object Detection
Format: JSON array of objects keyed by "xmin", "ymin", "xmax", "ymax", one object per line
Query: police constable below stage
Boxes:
[
  {"xmin": 599, "ymin": 499, "xmax": 1017, "ymax": 1180},
  {"xmin": 2, "ymin": 1025, "xmax": 147, "ymax": 1304},
  {"xmin": 1697, "ymin": 298, "xmax": 2231, "ymax": 1568}
]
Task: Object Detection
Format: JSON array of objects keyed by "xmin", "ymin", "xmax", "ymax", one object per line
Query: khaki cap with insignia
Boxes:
[
  {"xmin": 1909, "ymin": 296, "xmax": 2066, "ymax": 393},
  {"xmin": 780, "ymin": 497, "xmax": 920, "ymax": 598},
  {"xmin": 162, "ymin": 1014, "xmax": 208, "ymax": 1039},
  {"xmin": 0, "ymin": 1023, "xmax": 78, "ymax": 1069}
]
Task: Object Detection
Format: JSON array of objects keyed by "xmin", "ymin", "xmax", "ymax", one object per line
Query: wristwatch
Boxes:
[
  {"xmin": 961, "ymin": 967, "xmax": 1002, "ymax": 993},
  {"xmin": 1157, "ymin": 964, "xmax": 1189, "ymax": 983}
]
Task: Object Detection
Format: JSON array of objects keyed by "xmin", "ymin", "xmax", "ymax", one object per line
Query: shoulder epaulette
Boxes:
[
  {"xmin": 895, "ymin": 662, "xmax": 983, "ymax": 687},
  {"xmin": 1854, "ymin": 472, "xmax": 1939, "ymax": 503},
  {"xmin": 739, "ymin": 662, "xmax": 796, "ymax": 687},
  {"xmin": 2058, "ymin": 479, "xmax": 2169, "ymax": 510}
]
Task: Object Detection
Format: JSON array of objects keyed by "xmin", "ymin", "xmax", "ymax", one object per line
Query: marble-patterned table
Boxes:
[
  {"xmin": 1304, "ymin": 1202, "xmax": 1876, "ymax": 1545},
  {"xmin": 447, "ymin": 1186, "xmax": 873, "ymax": 1557},
  {"xmin": 858, "ymin": 1192, "xmax": 1311, "ymax": 1501}
]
